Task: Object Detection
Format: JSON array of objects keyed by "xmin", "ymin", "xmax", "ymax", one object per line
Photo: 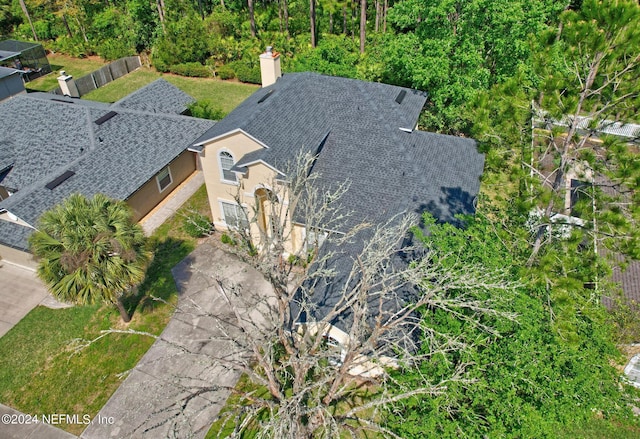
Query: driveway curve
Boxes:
[{"xmin": 81, "ymin": 242, "xmax": 273, "ymax": 439}]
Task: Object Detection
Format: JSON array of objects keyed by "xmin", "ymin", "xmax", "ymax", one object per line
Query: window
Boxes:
[
  {"xmin": 219, "ymin": 151, "xmax": 237, "ymax": 183},
  {"xmin": 221, "ymin": 202, "xmax": 248, "ymax": 230},
  {"xmin": 156, "ymin": 166, "xmax": 172, "ymax": 192}
]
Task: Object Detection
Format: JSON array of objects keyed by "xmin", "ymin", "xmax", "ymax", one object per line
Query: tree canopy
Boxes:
[{"xmin": 29, "ymin": 193, "xmax": 150, "ymax": 322}]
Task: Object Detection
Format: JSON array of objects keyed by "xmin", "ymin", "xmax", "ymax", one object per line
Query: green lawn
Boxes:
[
  {"xmin": 0, "ymin": 186, "xmax": 212, "ymax": 435},
  {"xmin": 26, "ymin": 53, "xmax": 106, "ymax": 93},
  {"xmin": 82, "ymin": 67, "xmax": 258, "ymax": 113}
]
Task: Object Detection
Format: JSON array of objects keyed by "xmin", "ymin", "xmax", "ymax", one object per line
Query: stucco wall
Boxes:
[
  {"xmin": 200, "ymin": 131, "xmax": 305, "ymax": 255},
  {"xmin": 126, "ymin": 150, "xmax": 196, "ymax": 222}
]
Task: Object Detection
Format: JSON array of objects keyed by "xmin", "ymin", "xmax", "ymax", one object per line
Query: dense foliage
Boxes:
[
  {"xmin": 5, "ymin": 0, "xmax": 567, "ymax": 131},
  {"xmin": 386, "ymin": 213, "xmax": 639, "ymax": 437},
  {"xmin": 6, "ymin": 0, "xmax": 640, "ymax": 435}
]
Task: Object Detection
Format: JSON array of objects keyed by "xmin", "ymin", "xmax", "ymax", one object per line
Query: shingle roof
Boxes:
[
  {"xmin": 0, "ymin": 220, "xmax": 33, "ymax": 252},
  {"xmin": 0, "ymin": 66, "xmax": 19, "ymax": 79},
  {"xmin": 194, "ymin": 72, "xmax": 484, "ymax": 331},
  {"xmin": 0, "ymin": 82, "xmax": 214, "ymax": 250},
  {"xmin": 193, "ymin": 72, "xmax": 428, "ymax": 172},
  {"xmin": 112, "ymin": 78, "xmax": 195, "ymax": 115},
  {"xmin": 197, "ymin": 72, "xmax": 483, "ymax": 230}
]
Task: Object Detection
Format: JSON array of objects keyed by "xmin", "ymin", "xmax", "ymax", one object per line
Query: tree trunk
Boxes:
[
  {"xmin": 19, "ymin": 0, "xmax": 38, "ymax": 41},
  {"xmin": 283, "ymin": 0, "xmax": 289, "ymax": 36},
  {"xmin": 329, "ymin": 12, "xmax": 333, "ymax": 34},
  {"xmin": 310, "ymin": 0, "xmax": 317, "ymax": 47},
  {"xmin": 248, "ymin": 0, "xmax": 257, "ymax": 37},
  {"xmin": 359, "ymin": 0, "xmax": 366, "ymax": 53},
  {"xmin": 527, "ymin": 51, "xmax": 605, "ymax": 266},
  {"xmin": 383, "ymin": 0, "xmax": 387, "ymax": 32},
  {"xmin": 115, "ymin": 298, "xmax": 131, "ymax": 323},
  {"xmin": 343, "ymin": 5, "xmax": 347, "ymax": 34},
  {"xmin": 374, "ymin": 0, "xmax": 379, "ymax": 32},
  {"xmin": 62, "ymin": 14, "xmax": 73, "ymax": 38}
]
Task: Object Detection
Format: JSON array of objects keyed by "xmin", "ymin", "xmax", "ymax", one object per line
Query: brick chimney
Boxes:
[
  {"xmin": 259, "ymin": 46, "xmax": 281, "ymax": 88},
  {"xmin": 57, "ymin": 70, "xmax": 80, "ymax": 98}
]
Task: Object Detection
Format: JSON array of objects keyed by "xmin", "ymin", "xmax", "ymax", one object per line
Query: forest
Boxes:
[{"xmin": 2, "ymin": 0, "xmax": 640, "ymax": 437}]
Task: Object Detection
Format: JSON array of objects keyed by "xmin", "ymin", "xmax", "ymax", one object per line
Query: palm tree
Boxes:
[{"xmin": 29, "ymin": 194, "xmax": 150, "ymax": 322}]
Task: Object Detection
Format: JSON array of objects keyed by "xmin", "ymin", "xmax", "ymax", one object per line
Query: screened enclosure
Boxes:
[{"xmin": 0, "ymin": 40, "xmax": 51, "ymax": 82}]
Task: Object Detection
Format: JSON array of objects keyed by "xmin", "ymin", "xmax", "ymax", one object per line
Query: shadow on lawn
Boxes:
[{"xmin": 123, "ymin": 236, "xmax": 195, "ymax": 318}]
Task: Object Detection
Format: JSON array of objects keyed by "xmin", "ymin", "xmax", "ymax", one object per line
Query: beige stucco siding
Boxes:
[
  {"xmin": 201, "ymin": 131, "xmax": 308, "ymax": 256},
  {"xmin": 200, "ymin": 131, "xmax": 265, "ymax": 226},
  {"xmin": 126, "ymin": 150, "xmax": 196, "ymax": 222},
  {"xmin": 0, "ymin": 244, "xmax": 36, "ymax": 269}
]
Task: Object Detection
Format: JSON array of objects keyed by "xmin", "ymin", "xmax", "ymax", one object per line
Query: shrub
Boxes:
[
  {"xmin": 169, "ymin": 62, "xmax": 212, "ymax": 77},
  {"xmin": 187, "ymin": 100, "xmax": 227, "ymax": 120},
  {"xmin": 181, "ymin": 211, "xmax": 214, "ymax": 238},
  {"xmin": 216, "ymin": 63, "xmax": 235, "ymax": 80},
  {"xmin": 220, "ymin": 233, "xmax": 236, "ymax": 246},
  {"xmin": 96, "ymin": 39, "xmax": 136, "ymax": 61},
  {"xmin": 230, "ymin": 61, "xmax": 261, "ymax": 84}
]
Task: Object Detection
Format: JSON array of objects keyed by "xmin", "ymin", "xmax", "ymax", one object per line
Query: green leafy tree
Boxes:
[
  {"xmin": 29, "ymin": 193, "xmax": 150, "ymax": 323},
  {"xmin": 527, "ymin": 0, "xmax": 640, "ymax": 264},
  {"xmin": 386, "ymin": 213, "xmax": 637, "ymax": 438}
]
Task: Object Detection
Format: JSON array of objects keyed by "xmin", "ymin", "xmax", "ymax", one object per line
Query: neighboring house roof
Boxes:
[
  {"xmin": 612, "ymin": 261, "xmax": 640, "ymax": 304},
  {"xmin": 0, "ymin": 66, "xmax": 20, "ymax": 79},
  {"xmin": 112, "ymin": 78, "xmax": 195, "ymax": 115},
  {"xmin": 0, "ymin": 81, "xmax": 214, "ymax": 251}
]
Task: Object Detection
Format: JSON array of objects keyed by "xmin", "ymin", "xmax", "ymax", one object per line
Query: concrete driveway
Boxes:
[
  {"xmin": 0, "ymin": 262, "xmax": 49, "ymax": 337},
  {"xmin": 81, "ymin": 242, "xmax": 274, "ymax": 439}
]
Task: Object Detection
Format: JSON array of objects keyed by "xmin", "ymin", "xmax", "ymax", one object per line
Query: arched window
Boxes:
[{"xmin": 219, "ymin": 151, "xmax": 237, "ymax": 183}]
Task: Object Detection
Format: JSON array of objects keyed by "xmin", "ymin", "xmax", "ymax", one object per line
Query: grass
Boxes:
[
  {"xmin": 0, "ymin": 185, "xmax": 212, "ymax": 435},
  {"xmin": 25, "ymin": 53, "xmax": 106, "ymax": 93},
  {"xmin": 82, "ymin": 67, "xmax": 258, "ymax": 113}
]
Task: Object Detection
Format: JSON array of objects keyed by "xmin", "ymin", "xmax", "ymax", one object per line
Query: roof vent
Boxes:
[
  {"xmin": 45, "ymin": 170, "xmax": 75, "ymax": 190},
  {"xmin": 257, "ymin": 90, "xmax": 274, "ymax": 104},
  {"xmin": 395, "ymin": 90, "xmax": 407, "ymax": 104},
  {"xmin": 94, "ymin": 111, "xmax": 118, "ymax": 125}
]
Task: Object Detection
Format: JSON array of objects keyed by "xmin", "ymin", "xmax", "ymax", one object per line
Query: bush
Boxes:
[
  {"xmin": 187, "ymin": 100, "xmax": 227, "ymax": 120},
  {"xmin": 229, "ymin": 60, "xmax": 261, "ymax": 84},
  {"xmin": 216, "ymin": 63, "xmax": 235, "ymax": 80},
  {"xmin": 96, "ymin": 39, "xmax": 136, "ymax": 61},
  {"xmin": 169, "ymin": 62, "xmax": 212, "ymax": 77},
  {"xmin": 220, "ymin": 233, "xmax": 236, "ymax": 246},
  {"xmin": 51, "ymin": 35, "xmax": 92, "ymax": 58},
  {"xmin": 181, "ymin": 211, "xmax": 214, "ymax": 238}
]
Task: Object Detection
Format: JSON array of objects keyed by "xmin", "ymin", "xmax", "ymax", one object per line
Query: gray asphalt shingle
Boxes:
[
  {"xmin": 0, "ymin": 82, "xmax": 214, "ymax": 251},
  {"xmin": 195, "ymin": 72, "xmax": 484, "ymax": 331},
  {"xmin": 112, "ymin": 78, "xmax": 195, "ymax": 115}
]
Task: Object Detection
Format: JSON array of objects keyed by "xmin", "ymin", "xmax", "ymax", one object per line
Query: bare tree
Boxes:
[
  {"xmin": 79, "ymin": 153, "xmax": 515, "ymax": 438},
  {"xmin": 194, "ymin": 153, "xmax": 515, "ymax": 437}
]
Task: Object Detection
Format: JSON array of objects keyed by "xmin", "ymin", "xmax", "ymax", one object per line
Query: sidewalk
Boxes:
[
  {"xmin": 0, "ymin": 262, "xmax": 71, "ymax": 338},
  {"xmin": 0, "ymin": 404, "xmax": 77, "ymax": 439},
  {"xmin": 139, "ymin": 171, "xmax": 204, "ymax": 235},
  {"xmin": 81, "ymin": 243, "xmax": 274, "ymax": 439}
]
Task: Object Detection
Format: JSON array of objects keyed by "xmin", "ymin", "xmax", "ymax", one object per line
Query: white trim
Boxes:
[
  {"xmin": 192, "ymin": 128, "xmax": 271, "ymax": 149},
  {"xmin": 218, "ymin": 148, "xmax": 240, "ymax": 186},
  {"xmin": 238, "ymin": 159, "xmax": 285, "ymax": 176},
  {"xmin": 399, "ymin": 127, "xmax": 413, "ymax": 133},
  {"xmin": 156, "ymin": 165, "xmax": 173, "ymax": 193},
  {"xmin": 218, "ymin": 198, "xmax": 249, "ymax": 229},
  {"xmin": 291, "ymin": 221, "xmax": 346, "ymax": 236}
]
